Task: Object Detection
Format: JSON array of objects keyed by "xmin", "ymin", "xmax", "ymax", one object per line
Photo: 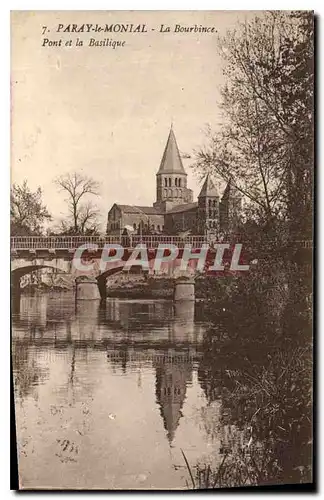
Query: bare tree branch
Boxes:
[{"xmin": 54, "ymin": 172, "xmax": 100, "ymax": 234}]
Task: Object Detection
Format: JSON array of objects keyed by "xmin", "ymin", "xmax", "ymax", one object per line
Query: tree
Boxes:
[
  {"xmin": 279, "ymin": 12, "xmax": 313, "ymax": 238},
  {"xmin": 192, "ymin": 11, "xmax": 313, "ymax": 239},
  {"xmin": 11, "ymin": 180, "xmax": 51, "ymax": 235},
  {"xmin": 54, "ymin": 172, "xmax": 101, "ymax": 235}
]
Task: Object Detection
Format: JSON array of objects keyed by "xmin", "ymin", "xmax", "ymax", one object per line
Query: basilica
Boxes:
[{"xmin": 106, "ymin": 127, "xmax": 241, "ymax": 236}]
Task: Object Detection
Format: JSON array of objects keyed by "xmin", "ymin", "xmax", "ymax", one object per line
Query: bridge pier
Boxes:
[
  {"xmin": 75, "ymin": 277, "xmax": 101, "ymax": 300},
  {"xmin": 97, "ymin": 276, "xmax": 107, "ymax": 300},
  {"xmin": 11, "ymin": 276, "xmax": 21, "ymax": 314},
  {"xmin": 173, "ymin": 300, "xmax": 195, "ymax": 341},
  {"xmin": 174, "ymin": 277, "xmax": 195, "ymax": 302},
  {"xmin": 11, "ymin": 275, "xmax": 21, "ymax": 299}
]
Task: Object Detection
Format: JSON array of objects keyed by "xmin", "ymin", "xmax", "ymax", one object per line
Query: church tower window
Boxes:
[
  {"xmin": 168, "ymin": 177, "xmax": 172, "ymax": 187},
  {"xmin": 179, "ymin": 178, "xmax": 181, "ymax": 187},
  {"xmin": 164, "ymin": 178, "xmax": 168, "ymax": 187}
]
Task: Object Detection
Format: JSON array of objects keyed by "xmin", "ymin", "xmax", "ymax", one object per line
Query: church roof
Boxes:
[
  {"xmin": 115, "ymin": 204, "xmax": 164, "ymax": 215},
  {"xmin": 160, "ymin": 402, "xmax": 183, "ymax": 444},
  {"xmin": 166, "ymin": 202, "xmax": 198, "ymax": 214},
  {"xmin": 198, "ymin": 173, "xmax": 219, "ymax": 198},
  {"xmin": 157, "ymin": 127, "xmax": 186, "ymax": 175},
  {"xmin": 221, "ymin": 179, "xmax": 231, "ymax": 201},
  {"xmin": 221, "ymin": 179, "xmax": 241, "ymax": 202},
  {"xmin": 155, "ymin": 363, "xmax": 192, "ymax": 444}
]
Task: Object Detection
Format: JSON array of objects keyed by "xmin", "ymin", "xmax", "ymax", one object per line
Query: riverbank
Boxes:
[
  {"xmin": 20, "ymin": 275, "xmax": 213, "ymax": 300},
  {"xmin": 19, "ymin": 274, "xmax": 237, "ymax": 300},
  {"xmin": 182, "ymin": 261, "xmax": 312, "ymax": 489},
  {"xmin": 19, "ymin": 276, "xmax": 175, "ymax": 298}
]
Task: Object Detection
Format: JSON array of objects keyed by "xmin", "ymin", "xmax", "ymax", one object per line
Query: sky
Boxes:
[{"xmin": 11, "ymin": 10, "xmax": 253, "ymax": 231}]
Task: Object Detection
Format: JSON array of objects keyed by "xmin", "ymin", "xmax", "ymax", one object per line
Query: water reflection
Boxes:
[
  {"xmin": 12, "ymin": 293, "xmax": 215, "ymax": 490},
  {"xmin": 13, "ymin": 284, "xmax": 311, "ymax": 489},
  {"xmin": 155, "ymin": 358, "xmax": 193, "ymax": 444}
]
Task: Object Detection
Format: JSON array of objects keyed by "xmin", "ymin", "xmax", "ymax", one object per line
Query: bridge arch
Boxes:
[
  {"xmin": 96, "ymin": 265, "xmax": 148, "ymax": 282},
  {"xmin": 11, "ymin": 264, "xmax": 69, "ymax": 288},
  {"xmin": 96, "ymin": 265, "xmax": 149, "ymax": 300}
]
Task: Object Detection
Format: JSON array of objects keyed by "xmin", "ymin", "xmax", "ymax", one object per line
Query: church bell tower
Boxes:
[
  {"xmin": 153, "ymin": 126, "xmax": 193, "ymax": 212},
  {"xmin": 198, "ymin": 174, "xmax": 220, "ymax": 235}
]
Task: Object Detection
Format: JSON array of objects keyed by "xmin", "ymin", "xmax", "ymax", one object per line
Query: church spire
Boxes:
[
  {"xmin": 221, "ymin": 178, "xmax": 232, "ymax": 202},
  {"xmin": 198, "ymin": 173, "xmax": 219, "ymax": 198},
  {"xmin": 157, "ymin": 127, "xmax": 186, "ymax": 175},
  {"xmin": 155, "ymin": 361, "xmax": 192, "ymax": 444}
]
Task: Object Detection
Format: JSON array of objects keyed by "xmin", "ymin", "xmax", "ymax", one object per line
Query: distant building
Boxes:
[{"xmin": 106, "ymin": 126, "xmax": 241, "ymax": 236}]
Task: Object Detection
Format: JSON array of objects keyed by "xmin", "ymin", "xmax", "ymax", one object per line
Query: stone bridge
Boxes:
[
  {"xmin": 11, "ymin": 235, "xmax": 210, "ymax": 301},
  {"xmin": 11, "ymin": 235, "xmax": 312, "ymax": 301}
]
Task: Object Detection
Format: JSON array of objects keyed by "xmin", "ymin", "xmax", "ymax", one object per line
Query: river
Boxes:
[{"xmin": 12, "ymin": 292, "xmax": 231, "ymax": 490}]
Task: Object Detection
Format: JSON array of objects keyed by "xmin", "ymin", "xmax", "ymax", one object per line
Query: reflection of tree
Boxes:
[{"xmin": 12, "ymin": 341, "xmax": 49, "ymax": 400}]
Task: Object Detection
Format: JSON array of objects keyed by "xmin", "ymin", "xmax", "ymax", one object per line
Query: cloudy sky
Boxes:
[{"xmin": 11, "ymin": 10, "xmax": 252, "ymax": 230}]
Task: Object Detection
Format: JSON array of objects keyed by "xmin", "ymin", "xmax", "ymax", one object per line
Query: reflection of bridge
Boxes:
[
  {"xmin": 12, "ymin": 295, "xmax": 203, "ymax": 348},
  {"xmin": 106, "ymin": 348, "xmax": 202, "ymax": 364},
  {"xmin": 12, "ymin": 294, "xmax": 203, "ymax": 445}
]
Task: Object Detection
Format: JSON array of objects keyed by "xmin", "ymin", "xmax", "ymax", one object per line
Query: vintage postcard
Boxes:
[{"xmin": 11, "ymin": 10, "xmax": 313, "ymax": 490}]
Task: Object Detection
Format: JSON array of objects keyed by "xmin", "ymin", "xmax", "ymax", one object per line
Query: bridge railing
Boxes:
[
  {"xmin": 130, "ymin": 235, "xmax": 207, "ymax": 248},
  {"xmin": 10, "ymin": 235, "xmax": 313, "ymax": 251},
  {"xmin": 10, "ymin": 235, "xmax": 208, "ymax": 251},
  {"xmin": 11, "ymin": 236, "xmax": 119, "ymax": 250}
]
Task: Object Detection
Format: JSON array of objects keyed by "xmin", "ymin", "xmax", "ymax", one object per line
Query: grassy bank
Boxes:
[{"xmin": 184, "ymin": 259, "xmax": 313, "ymax": 489}]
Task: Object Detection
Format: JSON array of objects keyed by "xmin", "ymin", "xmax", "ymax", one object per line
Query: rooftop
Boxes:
[
  {"xmin": 115, "ymin": 204, "xmax": 164, "ymax": 215},
  {"xmin": 166, "ymin": 202, "xmax": 198, "ymax": 214},
  {"xmin": 157, "ymin": 127, "xmax": 186, "ymax": 175},
  {"xmin": 198, "ymin": 173, "xmax": 219, "ymax": 198}
]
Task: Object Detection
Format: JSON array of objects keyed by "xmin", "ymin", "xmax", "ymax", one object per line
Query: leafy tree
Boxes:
[
  {"xmin": 54, "ymin": 172, "xmax": 101, "ymax": 235},
  {"xmin": 192, "ymin": 11, "xmax": 313, "ymax": 239},
  {"xmin": 279, "ymin": 12, "xmax": 313, "ymax": 239},
  {"xmin": 11, "ymin": 180, "xmax": 51, "ymax": 235}
]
